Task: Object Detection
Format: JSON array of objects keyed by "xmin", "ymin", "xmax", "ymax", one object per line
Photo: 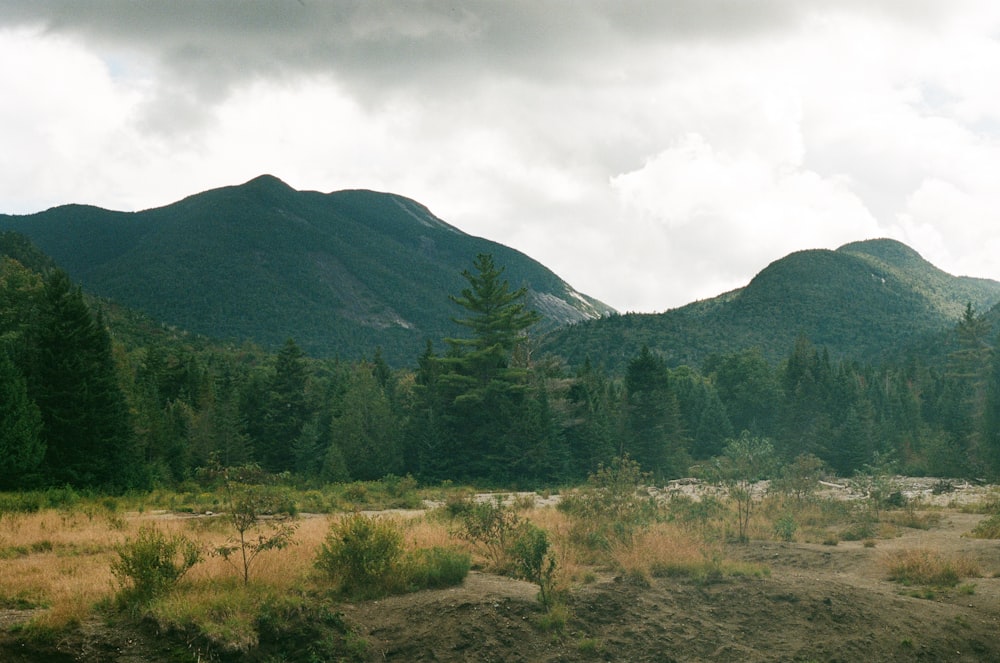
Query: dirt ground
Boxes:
[
  {"xmin": 341, "ymin": 510, "xmax": 1000, "ymax": 663},
  {"xmin": 3, "ymin": 484, "xmax": 1000, "ymax": 662}
]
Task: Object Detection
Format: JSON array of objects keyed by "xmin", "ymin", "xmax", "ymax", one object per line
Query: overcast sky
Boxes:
[{"xmin": 2, "ymin": 1, "xmax": 1000, "ymax": 313}]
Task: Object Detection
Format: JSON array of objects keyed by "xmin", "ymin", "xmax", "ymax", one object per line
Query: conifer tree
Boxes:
[
  {"xmin": 0, "ymin": 349, "xmax": 44, "ymax": 488},
  {"xmin": 31, "ymin": 270, "xmax": 140, "ymax": 489}
]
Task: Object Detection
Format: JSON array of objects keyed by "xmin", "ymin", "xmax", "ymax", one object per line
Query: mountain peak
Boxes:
[
  {"xmin": 837, "ymin": 238, "xmax": 929, "ymax": 270},
  {"xmin": 242, "ymin": 174, "xmax": 293, "ymax": 190}
]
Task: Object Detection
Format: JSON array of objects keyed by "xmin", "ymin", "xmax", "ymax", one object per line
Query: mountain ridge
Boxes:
[
  {"xmin": 0, "ymin": 175, "xmax": 613, "ymax": 365},
  {"xmin": 539, "ymin": 238, "xmax": 1000, "ymax": 372}
]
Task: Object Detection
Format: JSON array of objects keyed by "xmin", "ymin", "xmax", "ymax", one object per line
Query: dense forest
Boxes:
[{"xmin": 2, "ymin": 230, "xmax": 1000, "ymax": 492}]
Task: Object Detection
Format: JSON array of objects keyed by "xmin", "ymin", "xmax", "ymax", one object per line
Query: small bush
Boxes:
[
  {"xmin": 316, "ymin": 514, "xmax": 404, "ymax": 599},
  {"xmin": 455, "ymin": 496, "xmax": 522, "ymax": 571},
  {"xmin": 967, "ymin": 512, "xmax": 1000, "ymax": 539},
  {"xmin": 111, "ymin": 526, "xmax": 201, "ymax": 607},
  {"xmin": 404, "ymin": 547, "xmax": 471, "ymax": 590},
  {"xmin": 773, "ymin": 514, "xmax": 797, "ymax": 542},
  {"xmin": 509, "ymin": 523, "xmax": 558, "ymax": 607}
]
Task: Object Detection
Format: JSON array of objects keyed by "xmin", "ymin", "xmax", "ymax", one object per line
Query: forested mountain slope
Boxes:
[
  {"xmin": 541, "ymin": 239, "xmax": 1000, "ymax": 373},
  {"xmin": 0, "ymin": 175, "xmax": 614, "ymax": 365}
]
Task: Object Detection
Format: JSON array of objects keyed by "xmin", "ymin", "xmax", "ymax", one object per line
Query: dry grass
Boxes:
[{"xmin": 882, "ymin": 548, "xmax": 982, "ymax": 587}]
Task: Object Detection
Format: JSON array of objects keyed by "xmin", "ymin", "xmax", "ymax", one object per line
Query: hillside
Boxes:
[
  {"xmin": 0, "ymin": 175, "xmax": 614, "ymax": 365},
  {"xmin": 540, "ymin": 238, "xmax": 1000, "ymax": 373}
]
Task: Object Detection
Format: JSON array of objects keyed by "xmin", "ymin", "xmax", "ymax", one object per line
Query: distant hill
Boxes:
[
  {"xmin": 0, "ymin": 175, "xmax": 614, "ymax": 365},
  {"xmin": 540, "ymin": 238, "xmax": 1000, "ymax": 373}
]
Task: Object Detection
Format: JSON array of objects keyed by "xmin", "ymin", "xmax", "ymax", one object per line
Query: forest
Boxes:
[{"xmin": 2, "ymin": 233, "xmax": 1000, "ymax": 494}]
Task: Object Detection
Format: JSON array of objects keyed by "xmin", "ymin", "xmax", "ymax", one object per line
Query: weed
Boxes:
[
  {"xmin": 534, "ymin": 601, "xmax": 569, "ymax": 633},
  {"xmin": 559, "ymin": 455, "xmax": 658, "ymax": 550},
  {"xmin": 959, "ymin": 582, "xmax": 976, "ymax": 595},
  {"xmin": 577, "ymin": 636, "xmax": 602, "ymax": 655}
]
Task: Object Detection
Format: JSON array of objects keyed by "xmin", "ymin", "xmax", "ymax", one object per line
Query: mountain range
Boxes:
[
  {"xmin": 3, "ymin": 176, "xmax": 999, "ymax": 370},
  {"xmin": 540, "ymin": 238, "xmax": 1000, "ymax": 372},
  {"xmin": 0, "ymin": 175, "xmax": 613, "ymax": 365}
]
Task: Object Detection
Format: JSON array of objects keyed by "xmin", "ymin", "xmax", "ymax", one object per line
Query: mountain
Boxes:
[
  {"xmin": 540, "ymin": 238, "xmax": 1000, "ymax": 373},
  {"xmin": 0, "ymin": 175, "xmax": 614, "ymax": 365}
]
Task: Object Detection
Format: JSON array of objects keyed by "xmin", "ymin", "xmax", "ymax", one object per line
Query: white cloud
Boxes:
[
  {"xmin": 609, "ymin": 134, "xmax": 881, "ymax": 310},
  {"xmin": 2, "ymin": 3, "xmax": 1000, "ymax": 313}
]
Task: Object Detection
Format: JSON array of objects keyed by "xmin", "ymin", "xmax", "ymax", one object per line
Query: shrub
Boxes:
[
  {"xmin": 316, "ymin": 514, "xmax": 404, "ymax": 598},
  {"xmin": 209, "ymin": 465, "xmax": 299, "ymax": 585},
  {"xmin": 967, "ymin": 512, "xmax": 1000, "ymax": 539},
  {"xmin": 509, "ymin": 523, "xmax": 558, "ymax": 608},
  {"xmin": 773, "ymin": 513, "xmax": 797, "ymax": 542},
  {"xmin": 403, "ymin": 546, "xmax": 471, "ymax": 590},
  {"xmin": 559, "ymin": 455, "xmax": 658, "ymax": 550},
  {"xmin": 455, "ymin": 496, "xmax": 522, "ymax": 571},
  {"xmin": 111, "ymin": 526, "xmax": 201, "ymax": 607},
  {"xmin": 317, "ymin": 514, "xmax": 470, "ymax": 598}
]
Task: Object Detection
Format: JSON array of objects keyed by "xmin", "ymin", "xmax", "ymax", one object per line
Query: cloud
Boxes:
[
  {"xmin": 2, "ymin": 2, "xmax": 1000, "ymax": 313},
  {"xmin": 609, "ymin": 134, "xmax": 881, "ymax": 309}
]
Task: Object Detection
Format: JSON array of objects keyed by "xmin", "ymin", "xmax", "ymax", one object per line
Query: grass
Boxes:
[
  {"xmin": 882, "ymin": 548, "xmax": 981, "ymax": 587},
  {"xmin": 966, "ymin": 512, "xmax": 1000, "ymax": 539}
]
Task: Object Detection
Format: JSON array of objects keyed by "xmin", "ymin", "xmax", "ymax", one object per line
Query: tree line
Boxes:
[{"xmin": 2, "ymin": 241, "xmax": 1000, "ymax": 492}]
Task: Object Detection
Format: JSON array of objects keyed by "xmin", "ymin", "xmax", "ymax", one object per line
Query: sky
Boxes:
[{"xmin": 2, "ymin": 1, "xmax": 1000, "ymax": 313}]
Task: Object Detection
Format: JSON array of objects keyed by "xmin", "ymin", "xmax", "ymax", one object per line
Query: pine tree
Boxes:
[
  {"xmin": 0, "ymin": 349, "xmax": 44, "ymax": 488},
  {"xmin": 30, "ymin": 270, "xmax": 140, "ymax": 489},
  {"xmin": 257, "ymin": 338, "xmax": 310, "ymax": 473},
  {"xmin": 624, "ymin": 345, "xmax": 687, "ymax": 478},
  {"xmin": 410, "ymin": 253, "xmax": 549, "ymax": 483}
]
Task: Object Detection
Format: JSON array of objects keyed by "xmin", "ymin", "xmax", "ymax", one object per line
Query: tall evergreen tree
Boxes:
[
  {"xmin": 30, "ymin": 270, "xmax": 140, "ymax": 489},
  {"xmin": 0, "ymin": 349, "xmax": 44, "ymax": 488},
  {"xmin": 257, "ymin": 338, "xmax": 310, "ymax": 473},
  {"xmin": 409, "ymin": 253, "xmax": 550, "ymax": 483},
  {"xmin": 624, "ymin": 345, "xmax": 687, "ymax": 478}
]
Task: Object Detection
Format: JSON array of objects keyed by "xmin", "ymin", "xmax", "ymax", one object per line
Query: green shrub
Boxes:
[
  {"xmin": 111, "ymin": 526, "xmax": 201, "ymax": 607},
  {"xmin": 559, "ymin": 456, "xmax": 658, "ymax": 550},
  {"xmin": 967, "ymin": 512, "xmax": 1000, "ymax": 539},
  {"xmin": 316, "ymin": 514, "xmax": 404, "ymax": 598},
  {"xmin": 773, "ymin": 513, "xmax": 798, "ymax": 542},
  {"xmin": 455, "ymin": 496, "xmax": 522, "ymax": 571},
  {"xmin": 403, "ymin": 546, "xmax": 471, "ymax": 590},
  {"xmin": 509, "ymin": 523, "xmax": 558, "ymax": 607}
]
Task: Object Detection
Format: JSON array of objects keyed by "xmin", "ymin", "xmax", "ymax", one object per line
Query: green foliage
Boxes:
[
  {"xmin": 704, "ymin": 432, "xmax": 776, "ymax": 543},
  {"xmin": 509, "ymin": 523, "xmax": 558, "ymax": 608},
  {"xmin": 850, "ymin": 451, "xmax": 902, "ymax": 521},
  {"xmin": 111, "ymin": 526, "xmax": 200, "ymax": 607},
  {"xmin": 771, "ymin": 453, "xmax": 825, "ymax": 501},
  {"xmin": 316, "ymin": 513, "xmax": 404, "ymax": 599},
  {"xmin": 559, "ymin": 456, "xmax": 659, "ymax": 549},
  {"xmin": 402, "ymin": 546, "xmax": 472, "ymax": 590},
  {"xmin": 316, "ymin": 514, "xmax": 469, "ymax": 599},
  {"xmin": 207, "ymin": 464, "xmax": 299, "ymax": 585},
  {"xmin": 967, "ymin": 512, "xmax": 1000, "ymax": 539},
  {"xmin": 454, "ymin": 496, "xmax": 523, "ymax": 571},
  {"xmin": 0, "ymin": 351, "xmax": 44, "ymax": 488},
  {"xmin": 772, "ymin": 513, "xmax": 798, "ymax": 542}
]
